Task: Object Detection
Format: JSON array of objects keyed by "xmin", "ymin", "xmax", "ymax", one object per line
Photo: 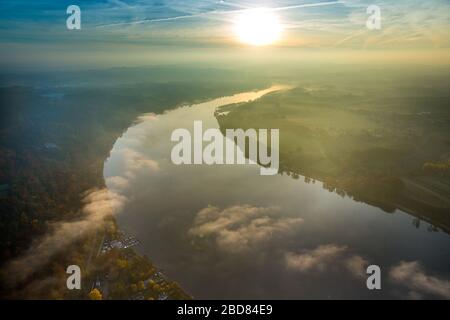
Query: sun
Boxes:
[{"xmin": 233, "ymin": 8, "xmax": 283, "ymax": 46}]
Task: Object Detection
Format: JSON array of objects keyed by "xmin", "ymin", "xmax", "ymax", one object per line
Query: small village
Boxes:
[{"xmin": 88, "ymin": 230, "xmax": 188, "ymax": 300}]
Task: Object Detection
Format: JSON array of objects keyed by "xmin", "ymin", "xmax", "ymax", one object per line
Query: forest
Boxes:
[{"xmin": 0, "ymin": 66, "xmax": 266, "ymax": 298}]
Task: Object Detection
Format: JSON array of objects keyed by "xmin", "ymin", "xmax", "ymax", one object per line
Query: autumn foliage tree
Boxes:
[{"xmin": 88, "ymin": 288, "xmax": 102, "ymax": 300}]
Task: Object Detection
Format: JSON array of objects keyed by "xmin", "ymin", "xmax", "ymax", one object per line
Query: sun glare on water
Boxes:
[{"xmin": 234, "ymin": 8, "xmax": 283, "ymax": 46}]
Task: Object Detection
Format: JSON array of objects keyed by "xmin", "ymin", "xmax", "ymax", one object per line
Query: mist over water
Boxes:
[{"xmin": 104, "ymin": 87, "xmax": 450, "ymax": 299}]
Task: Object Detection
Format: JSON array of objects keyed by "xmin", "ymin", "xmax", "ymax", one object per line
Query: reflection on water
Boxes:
[{"xmin": 104, "ymin": 87, "xmax": 450, "ymax": 299}]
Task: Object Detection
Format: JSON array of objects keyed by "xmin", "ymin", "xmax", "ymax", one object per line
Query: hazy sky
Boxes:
[{"xmin": 1, "ymin": 0, "xmax": 449, "ymax": 69}]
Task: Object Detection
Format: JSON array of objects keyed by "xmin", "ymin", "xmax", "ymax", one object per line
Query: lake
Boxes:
[{"xmin": 104, "ymin": 86, "xmax": 450, "ymax": 299}]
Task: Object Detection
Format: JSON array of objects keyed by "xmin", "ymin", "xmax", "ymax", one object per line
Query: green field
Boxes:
[{"xmin": 218, "ymin": 67, "xmax": 450, "ymax": 231}]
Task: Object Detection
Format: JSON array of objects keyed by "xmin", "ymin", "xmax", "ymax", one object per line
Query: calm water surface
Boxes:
[{"xmin": 104, "ymin": 87, "xmax": 450, "ymax": 299}]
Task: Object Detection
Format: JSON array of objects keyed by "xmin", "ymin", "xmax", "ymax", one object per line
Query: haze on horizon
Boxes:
[{"xmin": 0, "ymin": 0, "xmax": 449, "ymax": 71}]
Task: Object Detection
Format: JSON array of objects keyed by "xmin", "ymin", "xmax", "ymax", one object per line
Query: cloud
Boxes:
[
  {"xmin": 285, "ymin": 244, "xmax": 369, "ymax": 278},
  {"xmin": 389, "ymin": 261, "xmax": 450, "ymax": 299},
  {"xmin": 95, "ymin": 1, "xmax": 342, "ymax": 28},
  {"xmin": 3, "ymin": 188, "xmax": 126, "ymax": 288},
  {"xmin": 137, "ymin": 113, "xmax": 158, "ymax": 123},
  {"xmin": 106, "ymin": 176, "xmax": 130, "ymax": 192},
  {"xmin": 344, "ymin": 254, "xmax": 370, "ymax": 279},
  {"xmin": 119, "ymin": 148, "xmax": 160, "ymax": 178},
  {"xmin": 285, "ymin": 244, "xmax": 348, "ymax": 272},
  {"xmin": 188, "ymin": 204, "xmax": 303, "ymax": 252},
  {"xmin": 3, "ymin": 146, "xmax": 158, "ymax": 290},
  {"xmin": 339, "ymin": 0, "xmax": 450, "ymax": 48}
]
